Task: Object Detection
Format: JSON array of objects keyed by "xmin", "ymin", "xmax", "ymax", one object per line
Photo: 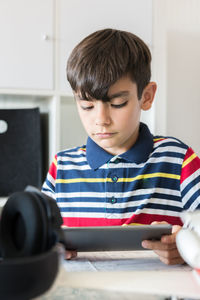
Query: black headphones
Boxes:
[{"xmin": 0, "ymin": 186, "xmax": 63, "ymax": 300}]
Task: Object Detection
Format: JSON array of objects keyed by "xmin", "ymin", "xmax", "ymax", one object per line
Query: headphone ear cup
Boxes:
[
  {"xmin": 0, "ymin": 191, "xmax": 48, "ymax": 258},
  {"xmin": 0, "ymin": 246, "xmax": 59, "ymax": 299}
]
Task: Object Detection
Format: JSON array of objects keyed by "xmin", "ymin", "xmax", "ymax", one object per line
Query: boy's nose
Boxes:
[{"xmin": 95, "ymin": 102, "xmax": 111, "ymax": 126}]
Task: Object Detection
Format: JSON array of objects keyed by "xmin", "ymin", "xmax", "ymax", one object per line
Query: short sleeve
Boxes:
[
  {"xmin": 180, "ymin": 147, "xmax": 200, "ymax": 210},
  {"xmin": 41, "ymin": 154, "xmax": 57, "ymax": 199}
]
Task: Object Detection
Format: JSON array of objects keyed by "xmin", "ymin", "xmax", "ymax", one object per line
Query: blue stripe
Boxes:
[
  {"xmin": 55, "ymin": 177, "xmax": 180, "ymax": 193},
  {"xmin": 154, "ymin": 139, "xmax": 187, "ymax": 149},
  {"xmin": 59, "ymin": 203, "xmax": 182, "ymax": 214},
  {"xmin": 181, "ymin": 174, "xmax": 200, "ymax": 198},
  {"xmin": 58, "ymin": 160, "xmax": 88, "ymax": 166},
  {"xmin": 60, "ymin": 207, "xmax": 106, "ymax": 213},
  {"xmin": 57, "ymin": 192, "xmax": 180, "ymax": 203},
  {"xmin": 151, "ymin": 151, "xmax": 185, "ymax": 159}
]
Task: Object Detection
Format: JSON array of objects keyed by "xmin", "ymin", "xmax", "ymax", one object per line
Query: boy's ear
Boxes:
[{"xmin": 140, "ymin": 82, "xmax": 157, "ymax": 111}]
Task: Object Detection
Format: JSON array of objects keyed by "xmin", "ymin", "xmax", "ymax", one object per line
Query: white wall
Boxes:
[{"xmin": 153, "ymin": 0, "xmax": 200, "ymax": 155}]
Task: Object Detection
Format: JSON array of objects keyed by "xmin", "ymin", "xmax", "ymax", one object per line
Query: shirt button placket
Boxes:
[
  {"xmin": 111, "ymin": 196, "xmax": 117, "ymax": 204},
  {"xmin": 112, "ymin": 175, "xmax": 118, "ymax": 183}
]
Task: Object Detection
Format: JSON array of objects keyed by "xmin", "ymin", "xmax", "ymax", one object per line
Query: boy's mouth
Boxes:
[{"xmin": 95, "ymin": 132, "xmax": 116, "ymax": 138}]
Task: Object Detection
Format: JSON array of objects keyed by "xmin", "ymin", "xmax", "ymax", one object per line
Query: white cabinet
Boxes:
[
  {"xmin": 0, "ymin": 0, "xmax": 54, "ymax": 90},
  {"xmin": 0, "ymin": 0, "xmax": 153, "ymax": 169},
  {"xmin": 153, "ymin": 0, "xmax": 200, "ymax": 155}
]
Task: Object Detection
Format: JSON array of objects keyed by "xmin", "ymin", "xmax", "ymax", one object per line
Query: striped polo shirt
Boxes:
[{"xmin": 42, "ymin": 123, "xmax": 200, "ymax": 227}]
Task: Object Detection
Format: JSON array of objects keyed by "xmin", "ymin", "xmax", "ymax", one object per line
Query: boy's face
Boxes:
[{"xmin": 75, "ymin": 76, "xmax": 156, "ymax": 155}]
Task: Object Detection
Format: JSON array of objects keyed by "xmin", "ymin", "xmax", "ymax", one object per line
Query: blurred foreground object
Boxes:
[{"xmin": 176, "ymin": 211, "xmax": 200, "ymax": 284}]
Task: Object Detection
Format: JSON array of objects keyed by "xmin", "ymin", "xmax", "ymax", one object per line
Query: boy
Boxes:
[{"xmin": 42, "ymin": 28, "xmax": 200, "ymax": 265}]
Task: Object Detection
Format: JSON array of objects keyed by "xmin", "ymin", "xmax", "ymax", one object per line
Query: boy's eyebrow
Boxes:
[
  {"xmin": 74, "ymin": 91, "xmax": 130, "ymax": 101},
  {"xmin": 74, "ymin": 94, "xmax": 86, "ymax": 100},
  {"xmin": 74, "ymin": 93, "xmax": 93, "ymax": 101},
  {"xmin": 108, "ymin": 91, "xmax": 130, "ymax": 100}
]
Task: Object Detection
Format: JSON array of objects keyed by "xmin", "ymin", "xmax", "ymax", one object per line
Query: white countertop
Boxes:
[{"xmin": 34, "ymin": 251, "xmax": 200, "ymax": 299}]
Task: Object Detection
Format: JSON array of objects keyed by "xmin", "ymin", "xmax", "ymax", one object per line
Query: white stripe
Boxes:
[
  {"xmin": 47, "ymin": 173, "xmax": 55, "ymax": 187},
  {"xmin": 56, "ymin": 187, "xmax": 180, "ymax": 200},
  {"xmin": 181, "ymin": 180, "xmax": 200, "ymax": 207},
  {"xmin": 58, "ymin": 201, "xmax": 106, "ymax": 208},
  {"xmin": 58, "ymin": 156, "xmax": 87, "ymax": 163},
  {"xmin": 60, "ymin": 149, "xmax": 86, "ymax": 156},
  {"xmin": 61, "ymin": 208, "xmax": 180, "ymax": 219},
  {"xmin": 101, "ymin": 156, "xmax": 183, "ymax": 169},
  {"xmin": 58, "ymin": 164, "xmax": 90, "ymax": 171},
  {"xmin": 57, "ymin": 196, "xmax": 182, "ymax": 209},
  {"xmin": 147, "ymin": 156, "xmax": 183, "ymax": 165},
  {"xmin": 57, "ymin": 192, "xmax": 106, "ymax": 198},
  {"xmin": 181, "ymin": 169, "xmax": 200, "ymax": 190},
  {"xmin": 57, "ymin": 154, "xmax": 183, "ymax": 171},
  {"xmin": 153, "ymin": 146, "xmax": 186, "ymax": 155},
  {"xmin": 188, "ymin": 198, "xmax": 200, "ymax": 211},
  {"xmin": 154, "ymin": 138, "xmax": 181, "ymax": 147},
  {"xmin": 61, "ymin": 212, "xmax": 105, "ymax": 218}
]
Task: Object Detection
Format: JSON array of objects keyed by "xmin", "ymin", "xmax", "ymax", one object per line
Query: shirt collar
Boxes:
[{"xmin": 86, "ymin": 122, "xmax": 153, "ymax": 170}]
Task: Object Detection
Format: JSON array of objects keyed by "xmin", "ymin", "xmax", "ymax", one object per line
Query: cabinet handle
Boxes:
[{"xmin": 41, "ymin": 34, "xmax": 49, "ymax": 41}]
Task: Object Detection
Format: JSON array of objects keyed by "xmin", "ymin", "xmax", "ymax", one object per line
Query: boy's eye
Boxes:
[
  {"xmin": 81, "ymin": 105, "xmax": 93, "ymax": 111},
  {"xmin": 78, "ymin": 99, "xmax": 94, "ymax": 110},
  {"xmin": 111, "ymin": 101, "xmax": 128, "ymax": 108}
]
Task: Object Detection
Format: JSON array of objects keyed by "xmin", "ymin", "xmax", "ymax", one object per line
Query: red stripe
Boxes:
[
  {"xmin": 63, "ymin": 217, "xmax": 126, "ymax": 227},
  {"xmin": 62, "ymin": 213, "xmax": 182, "ymax": 227},
  {"xmin": 125, "ymin": 213, "xmax": 183, "ymax": 226},
  {"xmin": 181, "ymin": 148, "xmax": 200, "ymax": 184},
  {"xmin": 49, "ymin": 155, "xmax": 57, "ymax": 180}
]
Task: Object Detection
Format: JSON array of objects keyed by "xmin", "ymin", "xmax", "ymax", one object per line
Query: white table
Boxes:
[{"xmin": 35, "ymin": 251, "xmax": 200, "ymax": 299}]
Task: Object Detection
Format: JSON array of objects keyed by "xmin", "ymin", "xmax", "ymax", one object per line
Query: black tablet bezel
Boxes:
[{"xmin": 63, "ymin": 224, "xmax": 172, "ymax": 251}]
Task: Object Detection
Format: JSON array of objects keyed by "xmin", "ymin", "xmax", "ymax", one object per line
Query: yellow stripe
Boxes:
[
  {"xmin": 118, "ymin": 173, "xmax": 180, "ymax": 182},
  {"xmin": 182, "ymin": 153, "xmax": 197, "ymax": 168},
  {"xmin": 53, "ymin": 157, "xmax": 57, "ymax": 167},
  {"xmin": 56, "ymin": 172, "xmax": 180, "ymax": 184},
  {"xmin": 153, "ymin": 138, "xmax": 165, "ymax": 142}
]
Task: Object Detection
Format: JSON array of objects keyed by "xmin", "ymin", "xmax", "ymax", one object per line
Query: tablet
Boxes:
[{"xmin": 63, "ymin": 224, "xmax": 172, "ymax": 251}]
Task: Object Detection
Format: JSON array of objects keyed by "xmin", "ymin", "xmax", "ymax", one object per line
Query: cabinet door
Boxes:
[
  {"xmin": 0, "ymin": 0, "xmax": 54, "ymax": 90},
  {"xmin": 59, "ymin": 0, "xmax": 152, "ymax": 94}
]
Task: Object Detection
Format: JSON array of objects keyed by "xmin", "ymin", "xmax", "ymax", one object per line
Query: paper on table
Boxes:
[{"xmin": 62, "ymin": 250, "xmax": 190, "ymax": 272}]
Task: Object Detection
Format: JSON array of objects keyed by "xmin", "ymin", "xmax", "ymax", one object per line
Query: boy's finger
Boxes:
[
  {"xmin": 158, "ymin": 253, "xmax": 185, "ymax": 265},
  {"xmin": 172, "ymin": 225, "xmax": 182, "ymax": 234},
  {"xmin": 65, "ymin": 250, "xmax": 77, "ymax": 260},
  {"xmin": 142, "ymin": 239, "xmax": 176, "ymax": 250},
  {"xmin": 161, "ymin": 226, "xmax": 182, "ymax": 243},
  {"xmin": 151, "ymin": 221, "xmax": 168, "ymax": 225}
]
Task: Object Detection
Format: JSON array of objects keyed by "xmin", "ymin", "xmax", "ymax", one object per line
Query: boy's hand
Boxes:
[
  {"xmin": 61, "ymin": 225, "xmax": 77, "ymax": 260},
  {"xmin": 141, "ymin": 221, "xmax": 185, "ymax": 265},
  {"xmin": 65, "ymin": 250, "xmax": 77, "ymax": 260}
]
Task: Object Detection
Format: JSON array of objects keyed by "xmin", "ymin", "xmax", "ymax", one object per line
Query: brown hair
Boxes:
[{"xmin": 67, "ymin": 28, "xmax": 151, "ymax": 100}]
